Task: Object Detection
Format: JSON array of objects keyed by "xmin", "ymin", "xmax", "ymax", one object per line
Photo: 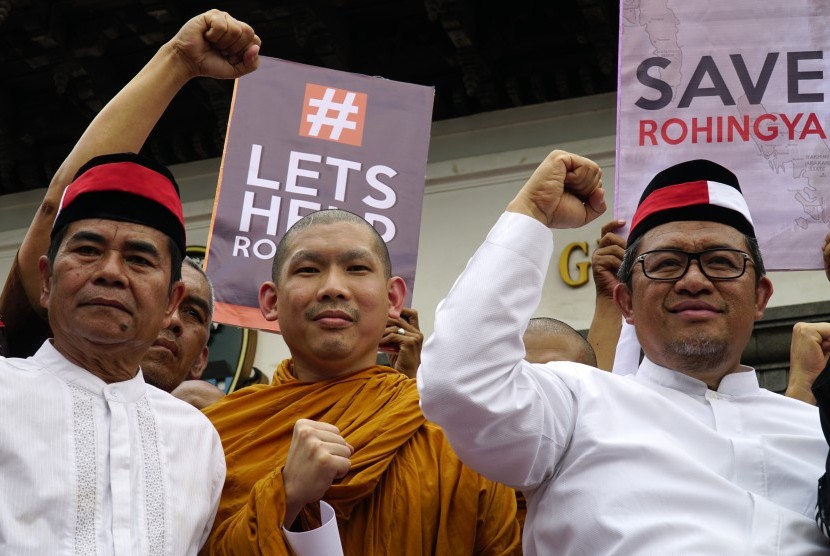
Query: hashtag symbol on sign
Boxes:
[{"xmin": 305, "ymin": 88, "xmax": 360, "ymax": 141}]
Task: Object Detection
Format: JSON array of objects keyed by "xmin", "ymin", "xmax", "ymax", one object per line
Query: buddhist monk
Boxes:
[
  {"xmin": 202, "ymin": 209, "xmax": 520, "ymax": 555},
  {"xmin": 523, "ymin": 317, "xmax": 596, "ymax": 366}
]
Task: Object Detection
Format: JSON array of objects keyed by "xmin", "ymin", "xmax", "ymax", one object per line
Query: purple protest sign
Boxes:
[
  {"xmin": 205, "ymin": 57, "xmax": 434, "ymax": 331},
  {"xmin": 617, "ymin": 1, "xmax": 830, "ymax": 270}
]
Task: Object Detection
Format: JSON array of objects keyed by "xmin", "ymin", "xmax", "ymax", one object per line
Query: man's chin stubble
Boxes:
[{"xmin": 666, "ymin": 334, "xmax": 729, "ymax": 373}]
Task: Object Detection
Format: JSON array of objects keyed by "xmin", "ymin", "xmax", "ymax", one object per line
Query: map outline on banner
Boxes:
[{"xmin": 616, "ymin": 0, "xmax": 830, "ymax": 270}]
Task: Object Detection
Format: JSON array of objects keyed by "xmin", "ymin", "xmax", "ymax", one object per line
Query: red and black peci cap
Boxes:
[
  {"xmin": 51, "ymin": 153, "xmax": 186, "ymax": 254},
  {"xmin": 627, "ymin": 159, "xmax": 755, "ymax": 246}
]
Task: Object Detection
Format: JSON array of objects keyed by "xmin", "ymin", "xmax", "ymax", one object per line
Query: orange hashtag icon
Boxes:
[{"xmin": 299, "ymin": 84, "xmax": 368, "ymax": 146}]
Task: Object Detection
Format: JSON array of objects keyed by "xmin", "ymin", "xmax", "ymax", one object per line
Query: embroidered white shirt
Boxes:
[{"xmin": 0, "ymin": 341, "xmax": 225, "ymax": 555}]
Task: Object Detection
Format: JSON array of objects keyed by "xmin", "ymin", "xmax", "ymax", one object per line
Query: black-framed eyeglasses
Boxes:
[{"xmin": 635, "ymin": 248, "xmax": 752, "ymax": 281}]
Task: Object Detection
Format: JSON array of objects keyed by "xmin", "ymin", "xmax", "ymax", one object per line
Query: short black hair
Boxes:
[
  {"xmin": 182, "ymin": 256, "xmax": 214, "ymax": 319},
  {"xmin": 271, "ymin": 209, "xmax": 392, "ymax": 285}
]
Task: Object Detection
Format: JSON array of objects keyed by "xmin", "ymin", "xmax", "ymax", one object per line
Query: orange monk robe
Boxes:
[{"xmin": 201, "ymin": 360, "xmax": 521, "ymax": 555}]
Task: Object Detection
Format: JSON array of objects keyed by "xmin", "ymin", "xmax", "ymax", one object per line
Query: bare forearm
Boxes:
[
  {"xmin": 586, "ymin": 297, "xmax": 622, "ymax": 371},
  {"xmin": 786, "ymin": 322, "xmax": 830, "ymax": 406},
  {"xmin": 16, "ymin": 41, "xmax": 195, "ymax": 309},
  {"xmin": 51, "ymin": 43, "xmax": 193, "ymax": 190},
  {"xmin": 785, "ymin": 375, "xmax": 818, "ymax": 405}
]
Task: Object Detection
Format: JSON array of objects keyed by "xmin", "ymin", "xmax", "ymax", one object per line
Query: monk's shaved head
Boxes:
[
  {"xmin": 523, "ymin": 317, "xmax": 597, "ymax": 366},
  {"xmin": 271, "ymin": 209, "xmax": 392, "ymax": 284}
]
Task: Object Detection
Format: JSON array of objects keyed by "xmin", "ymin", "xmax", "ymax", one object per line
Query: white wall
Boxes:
[{"xmin": 2, "ymin": 92, "xmax": 828, "ymax": 376}]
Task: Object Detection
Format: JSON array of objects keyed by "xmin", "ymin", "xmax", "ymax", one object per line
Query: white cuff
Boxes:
[{"xmin": 282, "ymin": 501, "xmax": 343, "ymax": 556}]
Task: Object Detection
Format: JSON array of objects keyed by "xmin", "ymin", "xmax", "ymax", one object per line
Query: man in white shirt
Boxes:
[
  {"xmin": 0, "ymin": 9, "xmax": 260, "ymax": 408},
  {"xmin": 418, "ymin": 150, "xmax": 829, "ymax": 553},
  {"xmin": 0, "ymin": 152, "xmax": 225, "ymax": 555}
]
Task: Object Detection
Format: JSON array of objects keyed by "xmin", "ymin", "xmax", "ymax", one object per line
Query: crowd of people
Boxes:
[{"xmin": 0, "ymin": 8, "xmax": 829, "ymax": 555}]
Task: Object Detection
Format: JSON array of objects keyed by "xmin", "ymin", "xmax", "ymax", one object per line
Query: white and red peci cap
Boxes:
[
  {"xmin": 627, "ymin": 159, "xmax": 755, "ymax": 245},
  {"xmin": 52, "ymin": 153, "xmax": 186, "ymax": 254}
]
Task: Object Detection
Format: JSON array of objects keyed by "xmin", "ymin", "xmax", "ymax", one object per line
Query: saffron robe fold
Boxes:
[{"xmin": 202, "ymin": 360, "xmax": 520, "ymax": 555}]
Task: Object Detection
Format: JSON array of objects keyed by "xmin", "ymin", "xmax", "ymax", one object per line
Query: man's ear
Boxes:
[
  {"xmin": 613, "ymin": 282, "xmax": 635, "ymax": 325},
  {"xmin": 38, "ymin": 255, "xmax": 53, "ymax": 311},
  {"xmin": 189, "ymin": 346, "xmax": 210, "ymax": 380},
  {"xmin": 161, "ymin": 280, "xmax": 186, "ymax": 329},
  {"xmin": 387, "ymin": 276, "xmax": 407, "ymax": 317},
  {"xmin": 258, "ymin": 281, "xmax": 279, "ymax": 321},
  {"xmin": 753, "ymin": 276, "xmax": 774, "ymax": 321}
]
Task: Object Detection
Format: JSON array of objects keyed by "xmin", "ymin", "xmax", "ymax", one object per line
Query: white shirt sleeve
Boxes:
[
  {"xmin": 282, "ymin": 501, "xmax": 343, "ymax": 556},
  {"xmin": 611, "ymin": 319, "xmax": 641, "ymax": 375},
  {"xmin": 417, "ymin": 211, "xmax": 578, "ymax": 490}
]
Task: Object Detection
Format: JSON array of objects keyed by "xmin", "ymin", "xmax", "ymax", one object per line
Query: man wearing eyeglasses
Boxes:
[{"xmin": 418, "ymin": 153, "xmax": 829, "ymax": 553}]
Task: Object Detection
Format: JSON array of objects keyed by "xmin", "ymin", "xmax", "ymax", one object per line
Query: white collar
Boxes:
[
  {"xmin": 635, "ymin": 356, "xmax": 760, "ymax": 397},
  {"xmin": 35, "ymin": 340, "xmax": 148, "ymax": 402}
]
